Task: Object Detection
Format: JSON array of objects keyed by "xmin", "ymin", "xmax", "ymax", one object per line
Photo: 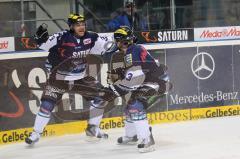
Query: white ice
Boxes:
[{"xmin": 1, "ymin": 116, "xmax": 240, "ymax": 159}]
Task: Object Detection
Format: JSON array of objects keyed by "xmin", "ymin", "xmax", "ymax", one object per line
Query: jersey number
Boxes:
[
  {"xmin": 126, "ymin": 73, "xmax": 133, "ymax": 81},
  {"xmin": 100, "ymin": 36, "xmax": 108, "ymax": 41}
]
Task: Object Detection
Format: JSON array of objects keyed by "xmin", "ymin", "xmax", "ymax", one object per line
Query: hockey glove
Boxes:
[
  {"xmin": 34, "ymin": 23, "xmax": 49, "ymax": 45},
  {"xmin": 107, "ymin": 67, "xmax": 125, "ymax": 84}
]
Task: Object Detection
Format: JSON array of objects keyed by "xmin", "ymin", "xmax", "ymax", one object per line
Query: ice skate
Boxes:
[
  {"xmin": 25, "ymin": 131, "xmax": 41, "ymax": 145},
  {"xmin": 117, "ymin": 135, "xmax": 138, "ymax": 145},
  {"xmin": 85, "ymin": 124, "xmax": 108, "ymax": 142},
  {"xmin": 137, "ymin": 127, "xmax": 155, "ymax": 153}
]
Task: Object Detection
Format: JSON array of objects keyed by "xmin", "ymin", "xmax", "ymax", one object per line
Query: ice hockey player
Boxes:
[
  {"xmin": 105, "ymin": 26, "xmax": 171, "ymax": 152},
  {"xmin": 25, "ymin": 14, "xmax": 115, "ymax": 145}
]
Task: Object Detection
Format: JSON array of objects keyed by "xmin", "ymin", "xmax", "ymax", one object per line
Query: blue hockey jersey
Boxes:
[
  {"xmin": 39, "ymin": 30, "xmax": 114, "ymax": 81},
  {"xmin": 114, "ymin": 44, "xmax": 163, "ymax": 91}
]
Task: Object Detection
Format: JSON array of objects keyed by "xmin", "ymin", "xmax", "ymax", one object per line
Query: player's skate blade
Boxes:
[
  {"xmin": 117, "ymin": 135, "xmax": 138, "ymax": 145},
  {"xmin": 138, "ymin": 144, "xmax": 155, "ymax": 153},
  {"xmin": 137, "ymin": 137, "xmax": 155, "ymax": 153},
  {"xmin": 85, "ymin": 124, "xmax": 108, "ymax": 142},
  {"xmin": 25, "ymin": 131, "xmax": 40, "ymax": 145},
  {"xmin": 137, "ymin": 127, "xmax": 155, "ymax": 153}
]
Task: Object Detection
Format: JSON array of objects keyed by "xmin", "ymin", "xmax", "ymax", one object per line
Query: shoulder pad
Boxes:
[
  {"xmin": 86, "ymin": 31, "xmax": 98, "ymax": 37},
  {"xmin": 56, "ymin": 30, "xmax": 68, "ymax": 36},
  {"xmin": 87, "ymin": 30, "xmax": 97, "ymax": 34},
  {"xmin": 137, "ymin": 44, "xmax": 147, "ymax": 53},
  {"xmin": 86, "ymin": 31, "xmax": 99, "ymax": 41},
  {"xmin": 130, "ymin": 44, "xmax": 142, "ymax": 53},
  {"xmin": 49, "ymin": 30, "xmax": 68, "ymax": 40}
]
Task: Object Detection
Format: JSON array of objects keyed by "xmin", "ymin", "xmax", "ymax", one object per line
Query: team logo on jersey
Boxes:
[
  {"xmin": 72, "ymin": 50, "xmax": 88, "ymax": 58},
  {"xmin": 83, "ymin": 38, "xmax": 91, "ymax": 45},
  {"xmin": 124, "ymin": 54, "xmax": 133, "ymax": 67}
]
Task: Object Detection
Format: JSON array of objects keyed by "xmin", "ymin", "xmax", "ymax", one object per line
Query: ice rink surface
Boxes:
[{"xmin": 1, "ymin": 116, "xmax": 240, "ymax": 159}]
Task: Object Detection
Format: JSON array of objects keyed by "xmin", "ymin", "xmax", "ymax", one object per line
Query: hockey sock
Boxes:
[
  {"xmin": 88, "ymin": 99, "xmax": 106, "ymax": 126},
  {"xmin": 33, "ymin": 110, "xmax": 51, "ymax": 133},
  {"xmin": 134, "ymin": 119, "xmax": 151, "ymax": 142},
  {"xmin": 125, "ymin": 120, "xmax": 137, "ymax": 137}
]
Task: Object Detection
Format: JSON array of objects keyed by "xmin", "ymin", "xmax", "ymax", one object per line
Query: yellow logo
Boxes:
[{"xmin": 114, "ymin": 29, "xmax": 127, "ymax": 35}]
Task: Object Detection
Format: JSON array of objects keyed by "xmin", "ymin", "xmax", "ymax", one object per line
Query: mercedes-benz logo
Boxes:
[{"xmin": 191, "ymin": 52, "xmax": 215, "ymax": 80}]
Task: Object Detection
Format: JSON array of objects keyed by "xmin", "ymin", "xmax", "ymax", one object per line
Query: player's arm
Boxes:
[
  {"xmin": 108, "ymin": 59, "xmax": 146, "ymax": 91},
  {"xmin": 34, "ymin": 24, "xmax": 65, "ymax": 51},
  {"xmin": 90, "ymin": 34, "xmax": 117, "ymax": 55}
]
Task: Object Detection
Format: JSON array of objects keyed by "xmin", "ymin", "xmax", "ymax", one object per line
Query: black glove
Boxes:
[
  {"xmin": 107, "ymin": 67, "xmax": 125, "ymax": 84},
  {"xmin": 34, "ymin": 23, "xmax": 49, "ymax": 45}
]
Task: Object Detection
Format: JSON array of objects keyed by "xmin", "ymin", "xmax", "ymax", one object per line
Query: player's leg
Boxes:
[
  {"xmin": 85, "ymin": 97, "xmax": 109, "ymax": 139},
  {"xmin": 74, "ymin": 76, "xmax": 113, "ymax": 139},
  {"xmin": 86, "ymin": 86, "xmax": 126, "ymax": 139},
  {"xmin": 86, "ymin": 84, "xmax": 126, "ymax": 139},
  {"xmin": 25, "ymin": 82, "xmax": 65, "ymax": 145},
  {"xmin": 123, "ymin": 99, "xmax": 155, "ymax": 152},
  {"xmin": 117, "ymin": 119, "xmax": 138, "ymax": 144},
  {"xmin": 25, "ymin": 100, "xmax": 55, "ymax": 144}
]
